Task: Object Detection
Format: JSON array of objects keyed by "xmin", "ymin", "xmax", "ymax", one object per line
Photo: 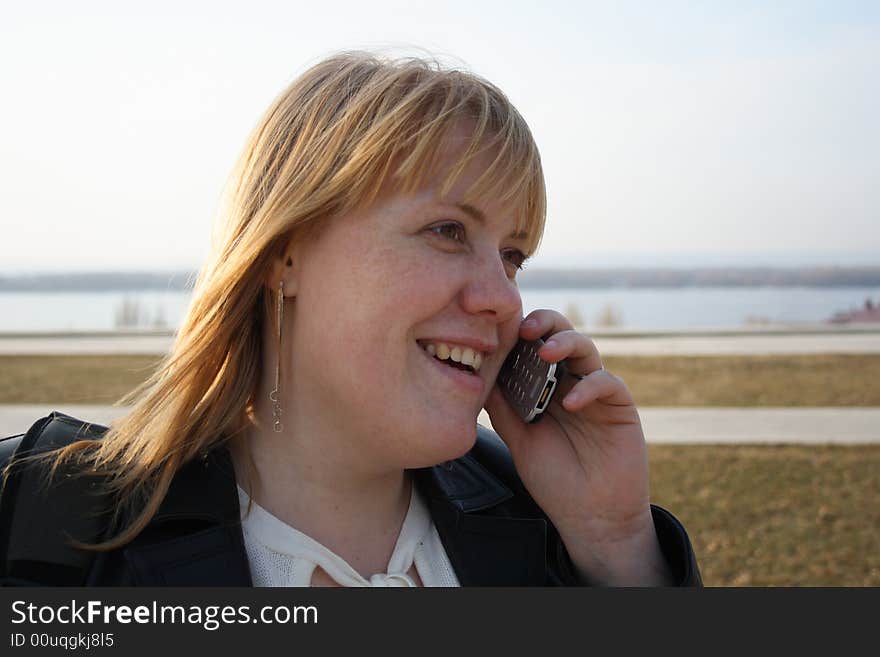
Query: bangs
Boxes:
[
  {"xmin": 392, "ymin": 75, "xmax": 546, "ymax": 255},
  {"xmin": 241, "ymin": 53, "xmax": 547, "ymax": 258},
  {"xmin": 332, "ymin": 58, "xmax": 546, "ymax": 256},
  {"xmin": 398, "ymin": 115, "xmax": 545, "ymax": 255}
]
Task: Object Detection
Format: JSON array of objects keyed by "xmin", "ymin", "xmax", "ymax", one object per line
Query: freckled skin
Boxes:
[{"xmin": 280, "ymin": 139, "xmax": 527, "ymax": 470}]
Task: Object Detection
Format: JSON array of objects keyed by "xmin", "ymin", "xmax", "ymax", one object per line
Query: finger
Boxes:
[
  {"xmin": 537, "ymin": 329, "xmax": 604, "ymax": 376},
  {"xmin": 519, "ymin": 309, "xmax": 573, "ymax": 340},
  {"xmin": 560, "ymin": 369, "xmax": 634, "ymax": 411}
]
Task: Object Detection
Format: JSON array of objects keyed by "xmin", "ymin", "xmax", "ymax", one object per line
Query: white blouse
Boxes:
[{"xmin": 237, "ymin": 482, "xmax": 460, "ymax": 587}]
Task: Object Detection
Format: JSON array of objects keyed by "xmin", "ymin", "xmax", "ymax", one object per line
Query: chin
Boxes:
[{"xmin": 406, "ymin": 413, "xmax": 479, "ymax": 468}]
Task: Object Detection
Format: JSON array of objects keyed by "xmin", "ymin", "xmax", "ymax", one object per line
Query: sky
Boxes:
[{"xmin": 1, "ymin": 0, "xmax": 878, "ymax": 273}]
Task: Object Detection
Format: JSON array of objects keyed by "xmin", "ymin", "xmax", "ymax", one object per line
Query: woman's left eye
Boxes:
[
  {"xmin": 428, "ymin": 221, "xmax": 466, "ymax": 243},
  {"xmin": 502, "ymin": 248, "xmax": 528, "ymax": 271},
  {"xmin": 426, "ymin": 221, "xmax": 527, "ymax": 273}
]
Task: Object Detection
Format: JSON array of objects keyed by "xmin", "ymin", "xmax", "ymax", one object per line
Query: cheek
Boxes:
[
  {"xmin": 369, "ymin": 249, "xmax": 460, "ymax": 317},
  {"xmin": 502, "ymin": 319, "xmax": 521, "ymax": 347},
  {"xmin": 495, "ymin": 315, "xmax": 524, "ymax": 367}
]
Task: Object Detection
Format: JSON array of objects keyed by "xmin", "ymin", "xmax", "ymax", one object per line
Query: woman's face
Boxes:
[{"xmin": 282, "ymin": 136, "xmax": 531, "ymax": 468}]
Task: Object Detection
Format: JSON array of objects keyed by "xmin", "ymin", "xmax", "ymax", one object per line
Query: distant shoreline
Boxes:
[
  {"xmin": 1, "ymin": 266, "xmax": 879, "ymax": 291},
  {"xmin": 1, "ymin": 323, "xmax": 878, "ymax": 339}
]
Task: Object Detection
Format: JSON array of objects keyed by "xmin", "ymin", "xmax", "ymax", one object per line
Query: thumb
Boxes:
[{"xmin": 483, "ymin": 384, "xmax": 527, "ymax": 455}]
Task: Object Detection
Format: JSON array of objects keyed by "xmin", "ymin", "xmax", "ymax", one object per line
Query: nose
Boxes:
[{"xmin": 458, "ymin": 250, "xmax": 523, "ymax": 322}]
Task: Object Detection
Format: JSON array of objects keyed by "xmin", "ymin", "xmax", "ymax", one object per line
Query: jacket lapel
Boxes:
[
  {"xmin": 413, "ymin": 454, "xmax": 550, "ymax": 586},
  {"xmin": 121, "ymin": 448, "xmax": 253, "ymax": 586}
]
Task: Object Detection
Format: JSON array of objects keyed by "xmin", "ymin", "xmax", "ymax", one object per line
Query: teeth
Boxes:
[{"xmin": 420, "ymin": 341, "xmax": 486, "ymax": 372}]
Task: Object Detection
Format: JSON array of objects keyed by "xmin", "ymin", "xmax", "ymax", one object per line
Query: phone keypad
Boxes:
[{"xmin": 497, "ymin": 339, "xmax": 557, "ymax": 422}]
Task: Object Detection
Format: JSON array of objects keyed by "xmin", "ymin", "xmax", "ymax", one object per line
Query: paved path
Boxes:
[
  {"xmin": 0, "ymin": 334, "xmax": 174, "ymax": 356},
  {"xmin": 596, "ymin": 332, "xmax": 880, "ymax": 355},
  {"xmin": 3, "ymin": 404, "xmax": 877, "ymax": 444},
  {"xmin": 479, "ymin": 408, "xmax": 880, "ymax": 444},
  {"xmin": 2, "ymin": 328, "xmax": 879, "ymax": 356}
]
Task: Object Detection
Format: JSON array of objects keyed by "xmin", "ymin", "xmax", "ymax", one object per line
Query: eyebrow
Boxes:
[{"xmin": 452, "ymin": 202, "xmax": 531, "ymax": 242}]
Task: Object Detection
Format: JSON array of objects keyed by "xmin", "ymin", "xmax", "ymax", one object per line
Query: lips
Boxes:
[
  {"xmin": 416, "ymin": 340, "xmax": 485, "ymax": 394},
  {"xmin": 417, "ymin": 335, "xmax": 498, "ymax": 366},
  {"xmin": 417, "ymin": 340, "xmax": 483, "ymax": 373}
]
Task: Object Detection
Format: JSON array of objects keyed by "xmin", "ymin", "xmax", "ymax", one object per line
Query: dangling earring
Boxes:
[{"xmin": 269, "ymin": 280, "xmax": 284, "ymax": 432}]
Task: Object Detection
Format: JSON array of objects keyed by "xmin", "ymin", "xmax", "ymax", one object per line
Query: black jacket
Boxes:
[{"xmin": 0, "ymin": 411, "xmax": 702, "ymax": 586}]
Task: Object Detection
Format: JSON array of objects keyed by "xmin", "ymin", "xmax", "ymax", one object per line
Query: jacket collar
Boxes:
[
  {"xmin": 123, "ymin": 435, "xmax": 549, "ymax": 586},
  {"xmin": 412, "ymin": 448, "xmax": 551, "ymax": 586}
]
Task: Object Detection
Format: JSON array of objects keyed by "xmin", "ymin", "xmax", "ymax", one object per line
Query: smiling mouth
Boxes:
[{"xmin": 416, "ymin": 340, "xmax": 485, "ymax": 375}]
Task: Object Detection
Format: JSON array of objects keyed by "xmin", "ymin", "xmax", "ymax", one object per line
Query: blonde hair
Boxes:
[{"xmin": 35, "ymin": 51, "xmax": 547, "ymax": 550}]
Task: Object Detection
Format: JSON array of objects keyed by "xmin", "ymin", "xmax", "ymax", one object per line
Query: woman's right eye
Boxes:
[{"xmin": 428, "ymin": 221, "xmax": 466, "ymax": 243}]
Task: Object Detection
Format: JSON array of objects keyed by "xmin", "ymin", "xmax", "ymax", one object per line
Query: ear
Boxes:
[{"xmin": 266, "ymin": 240, "xmax": 302, "ymax": 297}]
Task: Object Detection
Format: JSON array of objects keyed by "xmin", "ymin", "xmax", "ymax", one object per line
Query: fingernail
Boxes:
[
  {"xmin": 544, "ymin": 339, "xmax": 558, "ymax": 349},
  {"xmin": 522, "ymin": 318, "xmax": 536, "ymax": 328}
]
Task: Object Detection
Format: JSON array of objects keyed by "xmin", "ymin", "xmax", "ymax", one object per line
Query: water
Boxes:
[
  {"xmin": 520, "ymin": 286, "xmax": 880, "ymax": 329},
  {"xmin": 0, "ymin": 291, "xmax": 192, "ymax": 332},
  {"xmin": 0, "ymin": 286, "xmax": 877, "ymax": 332}
]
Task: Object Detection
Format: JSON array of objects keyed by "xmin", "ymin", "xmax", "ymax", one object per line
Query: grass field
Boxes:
[
  {"xmin": 1, "ymin": 353, "xmax": 878, "ymax": 406},
  {"xmin": 606, "ymin": 354, "xmax": 880, "ymax": 407},
  {"xmin": 650, "ymin": 444, "xmax": 880, "ymax": 586},
  {"xmin": 2, "ymin": 354, "xmax": 877, "ymax": 586}
]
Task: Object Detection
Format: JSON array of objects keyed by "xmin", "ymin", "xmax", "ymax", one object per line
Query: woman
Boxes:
[{"xmin": 0, "ymin": 52, "xmax": 700, "ymax": 586}]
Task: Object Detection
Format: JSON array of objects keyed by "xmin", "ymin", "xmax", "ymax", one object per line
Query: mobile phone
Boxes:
[{"xmin": 495, "ymin": 337, "xmax": 565, "ymax": 423}]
